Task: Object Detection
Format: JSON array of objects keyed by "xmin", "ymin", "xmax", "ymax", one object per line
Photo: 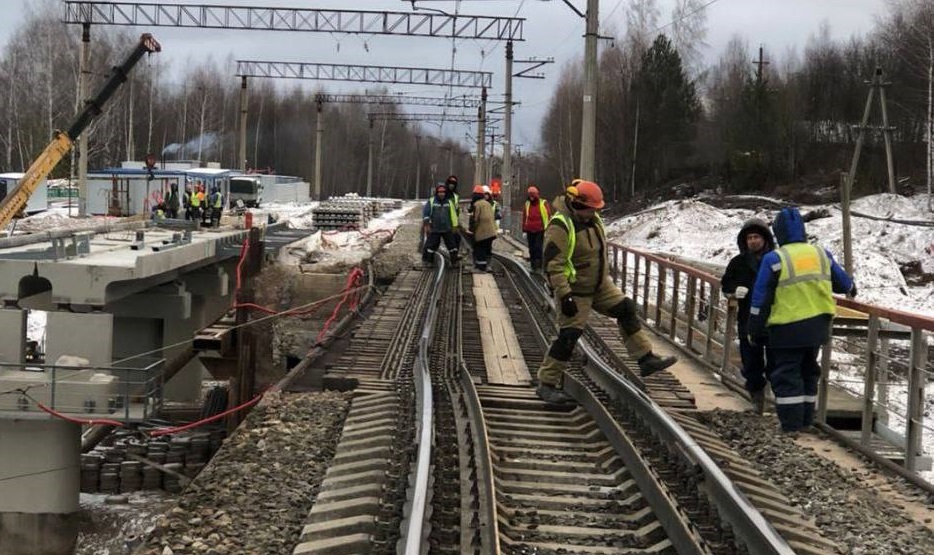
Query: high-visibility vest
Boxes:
[
  {"xmin": 428, "ymin": 196, "xmax": 459, "ymax": 228},
  {"xmin": 190, "ymin": 193, "xmax": 201, "ymax": 207},
  {"xmin": 767, "ymin": 243, "xmax": 835, "ymax": 326},
  {"xmin": 212, "ymin": 193, "xmax": 223, "ymax": 208},
  {"xmin": 524, "ymin": 199, "xmax": 549, "ymax": 226},
  {"xmin": 547, "ymin": 212, "xmax": 604, "ymax": 284}
]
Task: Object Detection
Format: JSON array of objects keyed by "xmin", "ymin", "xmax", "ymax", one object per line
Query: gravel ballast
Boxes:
[
  {"xmin": 139, "ymin": 390, "xmax": 351, "ymax": 555},
  {"xmin": 702, "ymin": 409, "xmax": 934, "ymax": 555}
]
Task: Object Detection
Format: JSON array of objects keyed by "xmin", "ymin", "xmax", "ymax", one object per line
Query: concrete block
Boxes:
[
  {"xmin": 292, "ymin": 533, "xmax": 371, "ymax": 555},
  {"xmin": 45, "ymin": 312, "xmax": 113, "ymax": 368},
  {"xmin": 299, "ymin": 515, "xmax": 376, "ymax": 541},
  {"xmin": 0, "ymin": 310, "xmax": 25, "ymax": 365}
]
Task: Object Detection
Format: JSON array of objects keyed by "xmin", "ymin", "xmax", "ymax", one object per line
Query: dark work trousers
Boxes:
[
  {"xmin": 423, "ymin": 231, "xmax": 459, "ymax": 263},
  {"xmin": 526, "ymin": 231, "xmax": 545, "ymax": 270},
  {"xmin": 738, "ymin": 332, "xmax": 773, "ymax": 393},
  {"xmin": 473, "ymin": 237, "xmax": 494, "ymax": 271},
  {"xmin": 770, "ymin": 346, "xmax": 821, "ymax": 432}
]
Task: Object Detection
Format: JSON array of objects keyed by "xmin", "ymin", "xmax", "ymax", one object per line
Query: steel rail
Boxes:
[
  {"xmin": 493, "ymin": 252, "xmax": 797, "ymax": 555},
  {"xmin": 399, "ymin": 252, "xmax": 445, "ymax": 554}
]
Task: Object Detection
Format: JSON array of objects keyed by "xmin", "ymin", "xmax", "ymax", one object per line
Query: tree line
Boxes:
[
  {"xmin": 1, "ymin": 1, "xmax": 931, "ymax": 207},
  {"xmin": 0, "ymin": 1, "xmax": 476, "ymax": 200},
  {"xmin": 534, "ymin": 0, "xmax": 933, "ymax": 206}
]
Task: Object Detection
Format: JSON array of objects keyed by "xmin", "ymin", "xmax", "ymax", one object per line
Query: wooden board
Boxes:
[{"xmin": 473, "ymin": 274, "xmax": 532, "ymax": 386}]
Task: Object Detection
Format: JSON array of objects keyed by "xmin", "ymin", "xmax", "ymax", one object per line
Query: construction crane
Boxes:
[{"xmin": 0, "ymin": 34, "xmax": 161, "ymax": 229}]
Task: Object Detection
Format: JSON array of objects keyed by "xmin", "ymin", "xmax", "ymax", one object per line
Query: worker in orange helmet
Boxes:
[
  {"xmin": 521, "ymin": 185, "xmax": 552, "ymax": 272},
  {"xmin": 536, "ymin": 180, "xmax": 677, "ymax": 404}
]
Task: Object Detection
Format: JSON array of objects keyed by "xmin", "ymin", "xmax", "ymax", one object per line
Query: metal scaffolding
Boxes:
[
  {"xmin": 63, "ymin": 1, "xmax": 524, "ymax": 40},
  {"xmin": 315, "ymin": 93, "xmax": 482, "ymax": 109},
  {"xmin": 237, "ymin": 61, "xmax": 492, "ymax": 89},
  {"xmin": 367, "ymin": 112, "xmax": 500, "ymax": 125}
]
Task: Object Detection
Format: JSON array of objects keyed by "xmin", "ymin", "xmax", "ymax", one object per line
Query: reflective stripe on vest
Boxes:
[
  {"xmin": 190, "ymin": 194, "xmax": 200, "ymax": 207},
  {"xmin": 524, "ymin": 199, "xmax": 548, "ymax": 226},
  {"xmin": 547, "ymin": 212, "xmax": 604, "ymax": 284},
  {"xmin": 429, "ymin": 196, "xmax": 459, "ymax": 228},
  {"xmin": 767, "ymin": 243, "xmax": 835, "ymax": 326}
]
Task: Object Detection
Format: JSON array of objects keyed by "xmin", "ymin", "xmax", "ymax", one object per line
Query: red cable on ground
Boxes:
[
  {"xmin": 315, "ymin": 267, "xmax": 365, "ymax": 344},
  {"xmin": 148, "ymin": 390, "xmax": 265, "ymax": 437},
  {"xmin": 33, "ymin": 400, "xmax": 127, "ymax": 428}
]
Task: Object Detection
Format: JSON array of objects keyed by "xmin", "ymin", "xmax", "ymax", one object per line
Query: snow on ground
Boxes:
[
  {"xmin": 606, "ymin": 193, "xmax": 934, "ymax": 316},
  {"xmin": 606, "ymin": 192, "xmax": 934, "ymax": 483},
  {"xmin": 278, "ymin": 203, "xmax": 419, "ymax": 267},
  {"xmin": 258, "ymin": 201, "xmax": 319, "ymax": 229},
  {"xmin": 12, "ymin": 205, "xmax": 117, "ymax": 234}
]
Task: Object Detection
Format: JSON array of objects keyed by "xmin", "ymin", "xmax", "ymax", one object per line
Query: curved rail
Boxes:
[
  {"xmin": 399, "ymin": 252, "xmax": 446, "ymax": 554},
  {"xmin": 494, "ymin": 252, "xmax": 796, "ymax": 555}
]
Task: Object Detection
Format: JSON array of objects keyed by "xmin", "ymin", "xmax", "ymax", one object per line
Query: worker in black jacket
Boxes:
[{"xmin": 720, "ymin": 218, "xmax": 776, "ymax": 413}]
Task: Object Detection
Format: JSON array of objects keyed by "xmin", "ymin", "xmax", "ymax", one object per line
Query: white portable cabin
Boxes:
[
  {"xmin": 87, "ymin": 168, "xmax": 189, "ymax": 216},
  {"xmin": 85, "ymin": 165, "xmax": 234, "ymax": 216},
  {"xmin": 229, "ymin": 173, "xmax": 311, "ymax": 205},
  {"xmin": 0, "ymin": 172, "xmax": 49, "ymax": 214}
]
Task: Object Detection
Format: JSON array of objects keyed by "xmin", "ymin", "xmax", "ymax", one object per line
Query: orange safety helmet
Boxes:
[
  {"xmin": 566, "ymin": 180, "xmax": 605, "ymax": 210},
  {"xmin": 527, "ymin": 185, "xmax": 539, "ymax": 196},
  {"xmin": 473, "ymin": 185, "xmax": 484, "ymax": 194}
]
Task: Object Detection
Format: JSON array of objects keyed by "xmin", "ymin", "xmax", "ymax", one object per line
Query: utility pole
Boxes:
[
  {"xmin": 77, "ymin": 23, "xmax": 90, "ymax": 216},
  {"xmin": 630, "ymin": 98, "xmax": 640, "ymax": 198},
  {"xmin": 238, "ymin": 76, "xmax": 248, "ymax": 171},
  {"xmin": 579, "ymin": 0, "xmax": 599, "ymax": 181},
  {"xmin": 503, "ymin": 40, "xmax": 514, "ymax": 228},
  {"xmin": 840, "ymin": 172, "xmax": 853, "ymax": 276},
  {"xmin": 753, "ymin": 45, "xmax": 769, "ymax": 85},
  {"xmin": 474, "ymin": 86, "xmax": 487, "ymax": 186},
  {"xmin": 314, "ymin": 100, "xmax": 324, "ymax": 200},
  {"xmin": 366, "ymin": 117, "xmax": 375, "ymax": 197},
  {"xmin": 444, "ymin": 145, "xmax": 453, "ymax": 176},
  {"xmin": 845, "ymin": 67, "xmax": 897, "ymax": 203},
  {"xmin": 488, "ymin": 130, "xmax": 497, "ymax": 187},
  {"xmin": 414, "ymin": 134, "xmax": 421, "ymax": 200}
]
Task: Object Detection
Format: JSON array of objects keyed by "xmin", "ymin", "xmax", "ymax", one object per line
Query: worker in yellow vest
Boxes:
[
  {"xmin": 748, "ymin": 207, "xmax": 856, "ymax": 434},
  {"xmin": 536, "ymin": 180, "xmax": 676, "ymax": 404}
]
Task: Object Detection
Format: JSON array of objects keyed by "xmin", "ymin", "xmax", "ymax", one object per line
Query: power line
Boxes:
[{"xmin": 653, "ymin": 0, "xmax": 724, "ymax": 34}]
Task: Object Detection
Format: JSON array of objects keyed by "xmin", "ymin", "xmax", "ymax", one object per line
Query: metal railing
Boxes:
[
  {"xmin": 0, "ymin": 357, "xmax": 164, "ymax": 421},
  {"xmin": 608, "ymin": 243, "xmax": 933, "ymax": 474}
]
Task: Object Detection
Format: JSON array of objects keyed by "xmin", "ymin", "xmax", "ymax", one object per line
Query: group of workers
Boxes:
[
  {"xmin": 150, "ymin": 181, "xmax": 225, "ymax": 228},
  {"xmin": 421, "ymin": 174, "xmax": 856, "ymax": 428},
  {"xmin": 721, "ymin": 207, "xmax": 856, "ymax": 434}
]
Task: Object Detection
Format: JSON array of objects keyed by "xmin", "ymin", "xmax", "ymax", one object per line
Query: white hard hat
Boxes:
[{"xmin": 482, "ymin": 185, "xmax": 491, "ymax": 194}]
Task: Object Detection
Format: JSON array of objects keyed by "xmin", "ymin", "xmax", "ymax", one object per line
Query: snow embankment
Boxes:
[{"xmin": 605, "ymin": 193, "xmax": 934, "ymax": 317}]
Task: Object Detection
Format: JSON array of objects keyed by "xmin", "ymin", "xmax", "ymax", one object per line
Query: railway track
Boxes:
[{"xmin": 286, "ymin": 245, "xmax": 838, "ymax": 554}]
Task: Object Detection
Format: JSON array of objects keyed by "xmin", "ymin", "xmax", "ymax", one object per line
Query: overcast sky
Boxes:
[{"xmin": 0, "ymin": 0, "xmax": 889, "ymax": 151}]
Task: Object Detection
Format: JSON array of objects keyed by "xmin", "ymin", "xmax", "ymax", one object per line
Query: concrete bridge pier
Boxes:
[{"xmin": 0, "ymin": 420, "xmax": 81, "ymax": 555}]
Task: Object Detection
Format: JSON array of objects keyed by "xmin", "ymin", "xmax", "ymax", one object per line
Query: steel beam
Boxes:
[
  {"xmin": 63, "ymin": 2, "xmax": 524, "ymax": 40},
  {"xmin": 315, "ymin": 93, "xmax": 481, "ymax": 108},
  {"xmin": 238, "ymin": 61, "xmax": 492, "ymax": 89},
  {"xmin": 367, "ymin": 112, "xmax": 501, "ymax": 125}
]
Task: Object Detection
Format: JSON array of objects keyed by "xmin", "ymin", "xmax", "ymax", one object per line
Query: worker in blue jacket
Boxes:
[{"xmin": 747, "ymin": 207, "xmax": 856, "ymax": 434}]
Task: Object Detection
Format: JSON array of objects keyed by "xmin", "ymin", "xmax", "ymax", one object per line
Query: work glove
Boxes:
[
  {"xmin": 734, "ymin": 286, "xmax": 749, "ymax": 300},
  {"xmin": 847, "ymin": 284, "xmax": 857, "ymax": 299},
  {"xmin": 560, "ymin": 294, "xmax": 578, "ymax": 318}
]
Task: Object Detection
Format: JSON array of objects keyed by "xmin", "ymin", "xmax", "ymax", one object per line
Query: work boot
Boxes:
[
  {"xmin": 536, "ymin": 383, "xmax": 575, "ymax": 405},
  {"xmin": 750, "ymin": 389, "xmax": 766, "ymax": 415},
  {"xmin": 637, "ymin": 353, "xmax": 677, "ymax": 377}
]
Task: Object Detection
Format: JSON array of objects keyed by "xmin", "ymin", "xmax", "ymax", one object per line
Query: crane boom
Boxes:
[{"xmin": 0, "ymin": 34, "xmax": 161, "ymax": 229}]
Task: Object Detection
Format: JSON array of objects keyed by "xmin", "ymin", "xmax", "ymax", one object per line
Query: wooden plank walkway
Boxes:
[{"xmin": 473, "ymin": 274, "xmax": 532, "ymax": 386}]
